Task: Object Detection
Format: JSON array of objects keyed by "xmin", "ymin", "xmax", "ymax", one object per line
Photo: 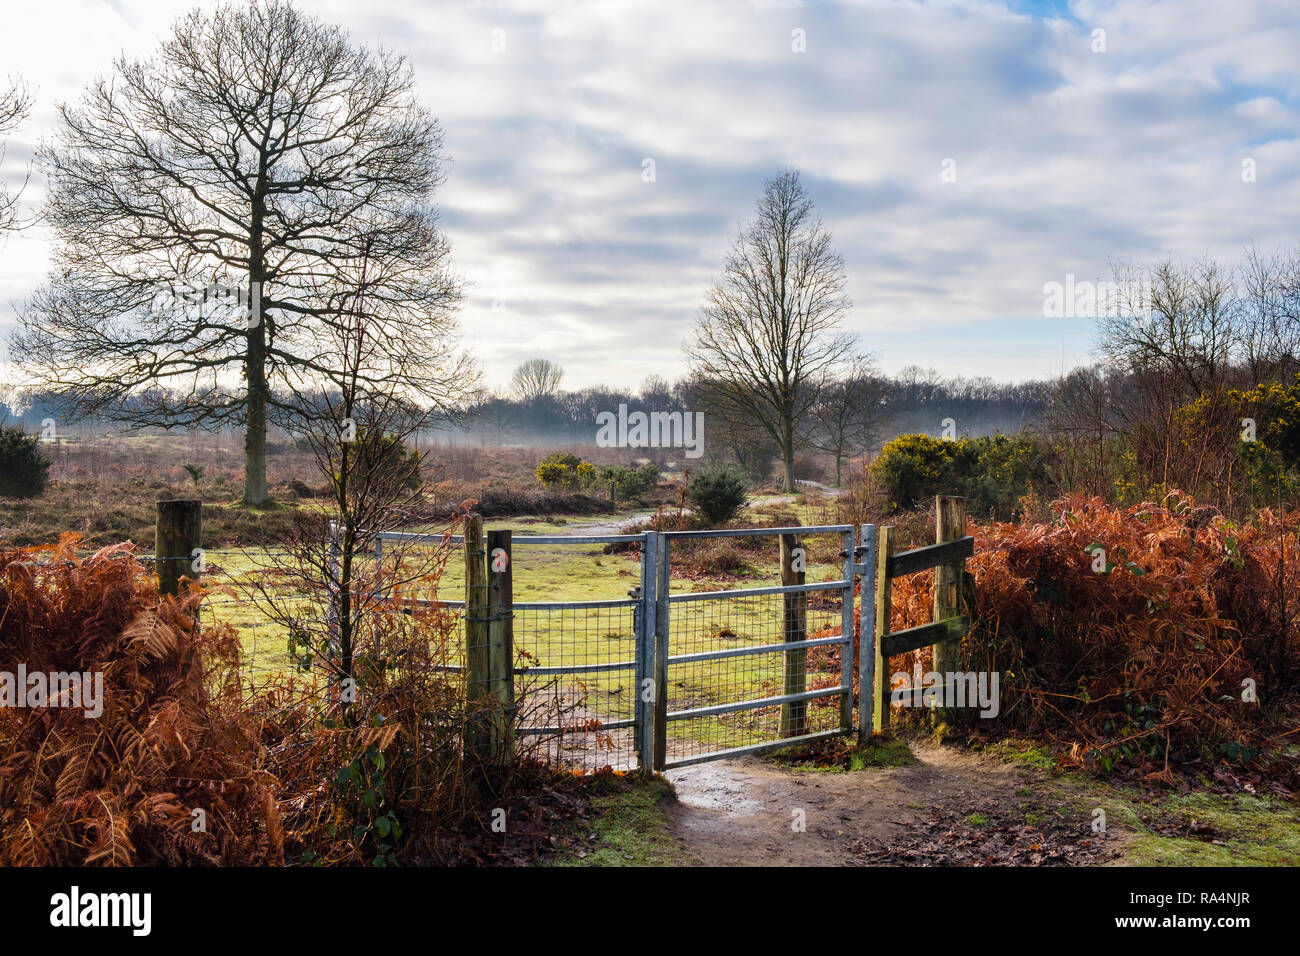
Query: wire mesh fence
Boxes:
[
  {"xmin": 513, "ymin": 601, "xmax": 640, "ymax": 771},
  {"xmin": 497, "ymin": 535, "xmax": 648, "ymax": 772},
  {"xmin": 662, "ymin": 587, "xmax": 848, "ymax": 764},
  {"xmin": 10, "ymin": 523, "xmax": 865, "ymax": 773}
]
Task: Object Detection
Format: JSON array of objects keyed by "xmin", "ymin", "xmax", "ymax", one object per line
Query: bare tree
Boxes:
[
  {"xmin": 248, "ymin": 232, "xmax": 462, "ymax": 707},
  {"xmin": 509, "ymin": 358, "xmax": 564, "ymax": 403},
  {"xmin": 681, "ymin": 372, "xmax": 780, "ymax": 480},
  {"xmin": 1100, "ymin": 257, "xmax": 1240, "ymax": 397},
  {"xmin": 11, "ymin": 0, "xmax": 472, "ymax": 505},
  {"xmin": 0, "ymin": 77, "xmax": 32, "ymax": 235},
  {"xmin": 469, "ymin": 390, "xmax": 523, "ymax": 446},
  {"xmin": 1044, "ymin": 364, "xmax": 1128, "ymax": 497},
  {"xmin": 808, "ymin": 357, "xmax": 885, "ymax": 486},
  {"xmin": 1240, "ymin": 243, "xmax": 1300, "ymax": 384},
  {"xmin": 1085, "ymin": 250, "xmax": 1300, "ymax": 499},
  {"xmin": 686, "ymin": 169, "xmax": 857, "ymax": 492}
]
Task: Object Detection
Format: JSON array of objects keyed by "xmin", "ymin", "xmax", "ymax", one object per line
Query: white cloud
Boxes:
[{"xmin": 1, "ymin": 0, "xmax": 1297, "ymax": 390}]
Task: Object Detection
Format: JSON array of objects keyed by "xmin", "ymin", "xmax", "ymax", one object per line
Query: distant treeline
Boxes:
[
  {"xmin": 3, "ymin": 367, "xmax": 1052, "ymax": 448},
  {"xmin": 462, "ymin": 367, "xmax": 1052, "ymax": 451}
]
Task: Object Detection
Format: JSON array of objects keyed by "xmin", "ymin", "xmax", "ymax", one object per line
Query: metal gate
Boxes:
[
  {"xmin": 649, "ymin": 526, "xmax": 863, "ymax": 769},
  {"xmin": 367, "ymin": 523, "xmax": 881, "ymax": 773}
]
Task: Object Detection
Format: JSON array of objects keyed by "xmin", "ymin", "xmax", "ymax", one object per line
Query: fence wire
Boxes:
[
  {"xmin": 12, "ymin": 528, "xmax": 861, "ymax": 774},
  {"xmin": 511, "ymin": 602, "xmax": 639, "ymax": 771},
  {"xmin": 664, "ymin": 588, "xmax": 847, "ymax": 762}
]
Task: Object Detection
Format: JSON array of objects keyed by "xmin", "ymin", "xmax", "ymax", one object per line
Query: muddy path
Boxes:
[
  {"xmin": 547, "ymin": 511, "xmax": 656, "ymax": 537},
  {"xmin": 664, "ymin": 744, "xmax": 1130, "ymax": 866}
]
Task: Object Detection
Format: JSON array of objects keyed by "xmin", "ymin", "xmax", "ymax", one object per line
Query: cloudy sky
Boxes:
[{"xmin": 1, "ymin": 0, "xmax": 1297, "ymax": 391}]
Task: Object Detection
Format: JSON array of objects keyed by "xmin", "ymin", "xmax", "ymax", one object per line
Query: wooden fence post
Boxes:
[
  {"xmin": 463, "ymin": 514, "xmax": 491, "ymax": 760},
  {"xmin": 857, "ymin": 524, "xmax": 876, "ymax": 745},
  {"xmin": 932, "ymin": 496, "xmax": 967, "ymax": 729},
  {"xmin": 872, "ymin": 525, "xmax": 895, "ymax": 735},
  {"xmin": 486, "ymin": 529, "xmax": 515, "ymax": 762},
  {"xmin": 780, "ymin": 533, "xmax": 807, "ymax": 737},
  {"xmin": 155, "ymin": 499, "xmax": 201, "ymax": 596}
]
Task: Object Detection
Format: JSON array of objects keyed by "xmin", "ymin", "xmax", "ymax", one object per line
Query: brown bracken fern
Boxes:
[{"xmin": 0, "ymin": 534, "xmax": 282, "ymax": 865}]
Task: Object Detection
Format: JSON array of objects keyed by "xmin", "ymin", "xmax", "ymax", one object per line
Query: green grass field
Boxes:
[{"xmin": 199, "ymin": 505, "xmax": 857, "ymax": 764}]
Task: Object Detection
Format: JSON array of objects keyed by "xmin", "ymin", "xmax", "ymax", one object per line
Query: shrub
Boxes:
[
  {"xmin": 0, "ymin": 426, "xmax": 51, "ymax": 499},
  {"xmin": 466, "ymin": 484, "xmax": 606, "ymax": 517},
  {"xmin": 963, "ymin": 433, "xmax": 1054, "ymax": 520},
  {"xmin": 688, "ymin": 467, "xmax": 749, "ymax": 526},
  {"xmin": 876, "ymin": 494, "xmax": 1298, "ymax": 778},
  {"xmin": 535, "ymin": 452, "xmax": 601, "ymax": 491},
  {"xmin": 1227, "ymin": 377, "xmax": 1300, "ymax": 505},
  {"xmin": 599, "ymin": 462, "xmax": 660, "ymax": 502},
  {"xmin": 338, "ymin": 430, "xmax": 421, "ymax": 493},
  {"xmin": 871, "ymin": 433, "xmax": 962, "ymax": 511},
  {"xmin": 1167, "ymin": 378, "xmax": 1300, "ymax": 510},
  {"xmin": 872, "ymin": 431, "xmax": 1054, "ymax": 519}
]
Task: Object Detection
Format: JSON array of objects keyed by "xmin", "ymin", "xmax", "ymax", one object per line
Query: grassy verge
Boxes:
[
  {"xmin": 1108, "ymin": 791, "xmax": 1300, "ymax": 866},
  {"xmin": 544, "ymin": 774, "xmax": 688, "ymax": 866},
  {"xmin": 766, "ymin": 735, "xmax": 919, "ymax": 772},
  {"xmin": 972, "ymin": 737, "xmax": 1300, "ymax": 866}
]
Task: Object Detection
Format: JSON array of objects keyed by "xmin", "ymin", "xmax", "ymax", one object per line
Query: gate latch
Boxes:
[{"xmin": 847, "ymin": 545, "xmax": 873, "ymax": 575}]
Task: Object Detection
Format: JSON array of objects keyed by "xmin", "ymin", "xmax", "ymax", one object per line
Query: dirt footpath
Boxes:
[{"xmin": 664, "ymin": 745, "xmax": 1129, "ymax": 866}]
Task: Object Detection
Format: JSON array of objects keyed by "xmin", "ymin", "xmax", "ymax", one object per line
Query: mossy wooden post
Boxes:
[
  {"xmin": 780, "ymin": 533, "xmax": 807, "ymax": 737},
  {"xmin": 486, "ymin": 529, "xmax": 515, "ymax": 762},
  {"xmin": 872, "ymin": 525, "xmax": 895, "ymax": 735},
  {"xmin": 932, "ymin": 496, "xmax": 967, "ymax": 729},
  {"xmin": 156, "ymin": 499, "xmax": 201, "ymax": 596},
  {"xmin": 464, "ymin": 515, "xmax": 491, "ymax": 761}
]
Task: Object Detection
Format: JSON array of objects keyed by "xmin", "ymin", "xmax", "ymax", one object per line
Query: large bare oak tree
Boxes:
[
  {"xmin": 686, "ymin": 169, "xmax": 857, "ymax": 491},
  {"xmin": 11, "ymin": 0, "xmax": 472, "ymax": 505}
]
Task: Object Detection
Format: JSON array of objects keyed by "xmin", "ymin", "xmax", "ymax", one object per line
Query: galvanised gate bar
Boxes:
[
  {"xmin": 650, "ymin": 525, "xmax": 860, "ymax": 770},
  {"xmin": 356, "ymin": 501, "xmax": 974, "ymax": 773}
]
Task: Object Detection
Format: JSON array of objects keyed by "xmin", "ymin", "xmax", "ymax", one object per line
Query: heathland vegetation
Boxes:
[{"xmin": 0, "ymin": 0, "xmax": 1297, "ymax": 868}]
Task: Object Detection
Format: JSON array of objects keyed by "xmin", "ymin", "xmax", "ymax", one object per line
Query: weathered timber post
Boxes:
[
  {"xmin": 155, "ymin": 499, "xmax": 201, "ymax": 596},
  {"xmin": 872, "ymin": 525, "xmax": 895, "ymax": 735},
  {"xmin": 485, "ymin": 529, "xmax": 515, "ymax": 762},
  {"xmin": 932, "ymin": 496, "xmax": 967, "ymax": 729},
  {"xmin": 463, "ymin": 514, "xmax": 492, "ymax": 760},
  {"xmin": 780, "ymin": 533, "xmax": 807, "ymax": 737},
  {"xmin": 857, "ymin": 524, "xmax": 877, "ymax": 745}
]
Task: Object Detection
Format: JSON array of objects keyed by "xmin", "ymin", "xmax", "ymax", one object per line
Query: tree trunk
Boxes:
[
  {"xmin": 243, "ymin": 321, "xmax": 268, "ymax": 506},
  {"xmin": 781, "ymin": 438, "xmax": 796, "ymax": 493},
  {"xmin": 244, "ymin": 200, "xmax": 269, "ymax": 507}
]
